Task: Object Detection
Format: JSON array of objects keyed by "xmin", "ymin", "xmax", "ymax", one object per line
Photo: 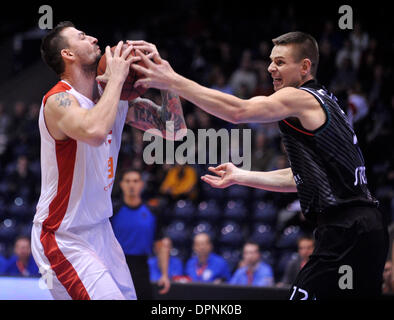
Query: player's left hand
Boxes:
[
  {"xmin": 130, "ymin": 44, "xmax": 180, "ymax": 91},
  {"xmin": 127, "ymin": 40, "xmax": 158, "ymax": 60},
  {"xmin": 157, "ymin": 275, "xmax": 171, "ymax": 295}
]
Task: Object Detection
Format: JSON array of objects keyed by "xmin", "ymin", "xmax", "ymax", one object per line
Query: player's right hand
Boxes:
[
  {"xmin": 96, "ymin": 41, "xmax": 134, "ymax": 84},
  {"xmin": 201, "ymin": 162, "xmax": 240, "ymax": 189}
]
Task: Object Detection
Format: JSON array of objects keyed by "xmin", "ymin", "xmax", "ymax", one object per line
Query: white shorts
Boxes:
[{"xmin": 31, "ymin": 219, "xmax": 136, "ymax": 300}]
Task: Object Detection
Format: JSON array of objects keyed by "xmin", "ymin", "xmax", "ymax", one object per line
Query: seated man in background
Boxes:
[
  {"xmin": 185, "ymin": 232, "xmax": 231, "ymax": 283},
  {"xmin": 4, "ymin": 236, "xmax": 39, "ymax": 277},
  {"xmin": 229, "ymin": 241, "xmax": 274, "ymax": 287},
  {"xmin": 148, "ymin": 237, "xmax": 184, "ymax": 282},
  {"xmin": 277, "ymin": 235, "xmax": 315, "ymax": 287}
]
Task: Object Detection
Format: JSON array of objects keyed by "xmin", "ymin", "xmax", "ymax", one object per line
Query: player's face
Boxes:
[
  {"xmin": 62, "ymin": 27, "xmax": 101, "ymax": 68},
  {"xmin": 242, "ymin": 244, "xmax": 260, "ymax": 266},
  {"xmin": 268, "ymin": 44, "xmax": 307, "ymax": 91},
  {"xmin": 120, "ymin": 172, "xmax": 144, "ymax": 197}
]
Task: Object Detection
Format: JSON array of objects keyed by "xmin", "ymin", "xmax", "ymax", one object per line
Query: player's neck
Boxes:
[
  {"xmin": 123, "ymin": 196, "xmax": 142, "ymax": 208},
  {"xmin": 61, "ymin": 67, "xmax": 98, "ymax": 102}
]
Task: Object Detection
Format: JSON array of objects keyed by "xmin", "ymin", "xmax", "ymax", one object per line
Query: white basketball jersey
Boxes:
[{"xmin": 34, "ymin": 80, "xmax": 128, "ymax": 232}]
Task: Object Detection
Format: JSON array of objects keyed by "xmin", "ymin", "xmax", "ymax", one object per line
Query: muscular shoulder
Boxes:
[
  {"xmin": 45, "ymin": 91, "xmax": 80, "ymax": 112},
  {"xmin": 272, "ymin": 87, "xmax": 319, "ymax": 111}
]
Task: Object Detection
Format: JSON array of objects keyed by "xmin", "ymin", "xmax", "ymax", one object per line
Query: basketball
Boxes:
[{"xmin": 97, "ymin": 44, "xmax": 147, "ymax": 101}]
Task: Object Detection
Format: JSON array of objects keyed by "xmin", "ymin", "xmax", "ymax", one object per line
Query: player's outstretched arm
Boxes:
[
  {"xmin": 126, "ymin": 91, "xmax": 187, "ymax": 141},
  {"xmin": 201, "ymin": 163, "xmax": 297, "ymax": 193},
  {"xmin": 130, "ymin": 45, "xmax": 318, "ymax": 125}
]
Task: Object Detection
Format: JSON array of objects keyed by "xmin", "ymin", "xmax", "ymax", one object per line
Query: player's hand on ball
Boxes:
[
  {"xmin": 201, "ymin": 162, "xmax": 240, "ymax": 189},
  {"xmin": 96, "ymin": 41, "xmax": 134, "ymax": 83},
  {"xmin": 127, "ymin": 40, "xmax": 159, "ymax": 61},
  {"xmin": 130, "ymin": 47, "xmax": 178, "ymax": 91}
]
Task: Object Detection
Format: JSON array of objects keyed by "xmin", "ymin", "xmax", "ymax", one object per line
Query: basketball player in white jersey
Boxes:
[{"xmin": 31, "ymin": 21, "xmax": 186, "ymax": 300}]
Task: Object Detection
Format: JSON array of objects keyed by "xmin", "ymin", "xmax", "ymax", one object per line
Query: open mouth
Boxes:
[{"xmin": 273, "ymin": 78, "xmax": 282, "ymax": 86}]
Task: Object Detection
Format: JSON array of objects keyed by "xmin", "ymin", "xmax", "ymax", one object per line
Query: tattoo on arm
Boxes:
[
  {"xmin": 127, "ymin": 91, "xmax": 186, "ymax": 138},
  {"xmin": 55, "ymin": 92, "xmax": 72, "ymax": 108}
]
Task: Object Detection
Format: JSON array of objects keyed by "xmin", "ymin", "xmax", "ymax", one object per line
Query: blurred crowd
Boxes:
[{"xmin": 0, "ymin": 6, "xmax": 393, "ymax": 293}]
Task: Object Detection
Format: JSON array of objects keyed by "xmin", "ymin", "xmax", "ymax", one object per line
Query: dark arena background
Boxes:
[{"xmin": 0, "ymin": 0, "xmax": 393, "ymax": 306}]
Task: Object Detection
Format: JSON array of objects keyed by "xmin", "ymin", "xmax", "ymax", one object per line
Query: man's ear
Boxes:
[
  {"xmin": 301, "ymin": 58, "xmax": 312, "ymax": 76},
  {"xmin": 61, "ymin": 48, "xmax": 74, "ymax": 62}
]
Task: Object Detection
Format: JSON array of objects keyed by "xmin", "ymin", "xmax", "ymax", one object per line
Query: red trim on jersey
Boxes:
[
  {"xmin": 40, "ymin": 138, "xmax": 90, "ymax": 300},
  {"xmin": 282, "ymin": 119, "xmax": 315, "ymax": 136},
  {"xmin": 43, "ymin": 81, "xmax": 72, "ymax": 106}
]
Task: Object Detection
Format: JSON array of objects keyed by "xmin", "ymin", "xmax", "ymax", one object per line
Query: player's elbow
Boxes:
[
  {"xmin": 85, "ymin": 127, "xmax": 107, "ymax": 146},
  {"xmin": 231, "ymin": 105, "xmax": 249, "ymax": 124}
]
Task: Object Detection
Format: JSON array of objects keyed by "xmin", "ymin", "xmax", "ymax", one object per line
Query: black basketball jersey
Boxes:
[{"xmin": 278, "ymin": 80, "xmax": 377, "ymax": 221}]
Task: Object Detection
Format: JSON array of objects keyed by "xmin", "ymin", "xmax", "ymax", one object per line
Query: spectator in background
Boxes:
[
  {"xmin": 185, "ymin": 232, "xmax": 231, "ymax": 283},
  {"xmin": 252, "ymin": 61, "xmax": 274, "ymax": 97},
  {"xmin": 277, "ymin": 235, "xmax": 315, "ymax": 287},
  {"xmin": 210, "ymin": 66, "xmax": 233, "ymax": 95},
  {"xmin": 4, "ymin": 236, "xmax": 39, "ymax": 277},
  {"xmin": 251, "ymin": 131, "xmax": 276, "ymax": 172},
  {"xmin": 330, "ymin": 57, "xmax": 357, "ymax": 100},
  {"xmin": 5, "ymin": 154, "xmax": 36, "ymax": 201},
  {"xmin": 159, "ymin": 164, "xmax": 198, "ymax": 201},
  {"xmin": 335, "ymin": 39, "xmax": 357, "ymax": 70},
  {"xmin": 349, "ymin": 23, "xmax": 369, "ymax": 71},
  {"xmin": 229, "ymin": 49, "xmax": 257, "ymax": 97},
  {"xmin": 316, "ymin": 39, "xmax": 336, "ymax": 85},
  {"xmin": 347, "ymin": 82, "xmax": 369, "ymax": 127},
  {"xmin": 382, "ymin": 260, "xmax": 393, "ymax": 294},
  {"xmin": 148, "ymin": 237, "xmax": 184, "ymax": 282},
  {"xmin": 0, "ymin": 103, "xmax": 10, "ymax": 157},
  {"xmin": 230, "ymin": 241, "xmax": 274, "ymax": 287},
  {"xmin": 111, "ymin": 169, "xmax": 170, "ymax": 299}
]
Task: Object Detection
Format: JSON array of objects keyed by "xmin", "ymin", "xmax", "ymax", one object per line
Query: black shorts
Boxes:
[{"xmin": 289, "ymin": 205, "xmax": 389, "ymax": 300}]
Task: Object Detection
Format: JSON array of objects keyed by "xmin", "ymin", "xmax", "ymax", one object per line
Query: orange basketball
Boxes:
[{"xmin": 97, "ymin": 44, "xmax": 147, "ymax": 101}]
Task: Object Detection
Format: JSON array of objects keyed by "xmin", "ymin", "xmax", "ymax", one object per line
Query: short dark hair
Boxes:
[
  {"xmin": 120, "ymin": 168, "xmax": 142, "ymax": 181},
  {"xmin": 41, "ymin": 21, "xmax": 75, "ymax": 76},
  {"xmin": 297, "ymin": 234, "xmax": 315, "ymax": 246},
  {"xmin": 243, "ymin": 240, "xmax": 261, "ymax": 251},
  {"xmin": 272, "ymin": 31, "xmax": 319, "ymax": 77}
]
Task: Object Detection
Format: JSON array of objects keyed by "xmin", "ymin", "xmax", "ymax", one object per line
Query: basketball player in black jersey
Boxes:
[{"xmin": 130, "ymin": 33, "xmax": 389, "ymax": 299}]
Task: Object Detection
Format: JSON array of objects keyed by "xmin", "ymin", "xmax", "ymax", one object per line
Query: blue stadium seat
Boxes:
[
  {"xmin": 260, "ymin": 250, "xmax": 276, "ymax": 267},
  {"xmin": 201, "ymin": 182, "xmax": 227, "ymax": 201},
  {"xmin": 218, "ymin": 220, "xmax": 243, "ymax": 247},
  {"xmin": 249, "ymin": 223, "xmax": 276, "ymax": 250},
  {"xmin": 192, "ymin": 221, "xmax": 216, "ymax": 241},
  {"xmin": 0, "ymin": 219, "xmax": 18, "ymax": 245},
  {"xmin": 252, "ymin": 201, "xmax": 277, "ymax": 225},
  {"xmin": 252, "ymin": 188, "xmax": 270, "ymax": 200},
  {"xmin": 7, "ymin": 197, "xmax": 34, "ymax": 223},
  {"xmin": 275, "ymin": 250, "xmax": 298, "ymax": 279},
  {"xmin": 0, "ymin": 198, "xmax": 7, "ymax": 220},
  {"xmin": 276, "ymin": 225, "xmax": 304, "ymax": 250},
  {"xmin": 223, "ymin": 200, "xmax": 247, "ymax": 221},
  {"xmin": 170, "ymin": 246, "xmax": 190, "ymax": 264},
  {"xmin": 219, "ymin": 247, "xmax": 242, "ymax": 272},
  {"xmin": 18, "ymin": 223, "xmax": 33, "ymax": 238},
  {"xmin": 195, "ymin": 200, "xmax": 221, "ymax": 221},
  {"xmin": 165, "ymin": 220, "xmax": 190, "ymax": 246},
  {"xmin": 173, "ymin": 200, "xmax": 195, "ymax": 221},
  {"xmin": 226, "ymin": 185, "xmax": 250, "ymax": 200}
]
